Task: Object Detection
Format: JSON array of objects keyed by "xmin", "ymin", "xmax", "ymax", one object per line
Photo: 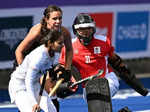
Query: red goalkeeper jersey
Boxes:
[{"xmin": 59, "ymin": 35, "xmax": 114, "ymax": 79}]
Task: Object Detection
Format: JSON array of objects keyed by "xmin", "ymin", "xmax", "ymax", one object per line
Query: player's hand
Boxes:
[
  {"xmin": 54, "ymin": 65, "xmax": 71, "ymax": 82},
  {"xmin": 48, "ymin": 68, "xmax": 57, "ymax": 81},
  {"xmin": 58, "ymin": 69, "xmax": 71, "ymax": 82},
  {"xmin": 32, "ymin": 104, "xmax": 40, "ymax": 112}
]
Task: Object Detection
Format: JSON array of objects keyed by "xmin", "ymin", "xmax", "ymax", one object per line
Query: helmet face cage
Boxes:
[{"xmin": 72, "ymin": 13, "xmax": 96, "ymax": 45}]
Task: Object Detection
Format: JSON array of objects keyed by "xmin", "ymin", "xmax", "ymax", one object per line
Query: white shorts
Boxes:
[{"xmin": 9, "ymin": 77, "xmax": 57, "ymax": 112}]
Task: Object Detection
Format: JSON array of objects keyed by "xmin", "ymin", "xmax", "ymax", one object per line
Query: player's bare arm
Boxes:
[
  {"xmin": 62, "ymin": 26, "xmax": 73, "ymax": 70},
  {"xmin": 15, "ymin": 24, "xmax": 41, "ymax": 65}
]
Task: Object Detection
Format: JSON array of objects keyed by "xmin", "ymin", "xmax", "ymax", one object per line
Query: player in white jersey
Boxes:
[
  {"xmin": 14, "ymin": 5, "xmax": 73, "ymax": 112},
  {"xmin": 8, "ymin": 30, "xmax": 70, "ymax": 112}
]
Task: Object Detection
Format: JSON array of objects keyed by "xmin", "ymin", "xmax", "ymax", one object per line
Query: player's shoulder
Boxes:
[
  {"xmin": 29, "ymin": 45, "xmax": 48, "ymax": 65},
  {"xmin": 29, "ymin": 23, "xmax": 41, "ymax": 35},
  {"xmin": 31, "ymin": 23, "xmax": 41, "ymax": 30},
  {"xmin": 94, "ymin": 34, "xmax": 107, "ymax": 42},
  {"xmin": 61, "ymin": 26, "xmax": 71, "ymax": 36},
  {"xmin": 30, "ymin": 45, "xmax": 45, "ymax": 59},
  {"xmin": 61, "ymin": 26, "xmax": 68, "ymax": 31},
  {"xmin": 72, "ymin": 37, "xmax": 78, "ymax": 43}
]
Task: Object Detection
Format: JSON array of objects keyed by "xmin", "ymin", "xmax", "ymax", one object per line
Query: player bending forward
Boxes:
[{"xmin": 9, "ymin": 30, "xmax": 71, "ymax": 112}]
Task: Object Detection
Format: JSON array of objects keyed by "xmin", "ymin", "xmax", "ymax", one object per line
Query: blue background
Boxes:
[{"xmin": 115, "ymin": 11, "xmax": 149, "ymax": 53}]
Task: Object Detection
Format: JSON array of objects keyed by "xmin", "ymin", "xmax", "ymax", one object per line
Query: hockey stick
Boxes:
[
  {"xmin": 49, "ymin": 78, "xmax": 64, "ymax": 97},
  {"xmin": 49, "ymin": 69, "xmax": 104, "ymax": 97},
  {"xmin": 70, "ymin": 69, "xmax": 104, "ymax": 88},
  {"xmin": 35, "ymin": 71, "xmax": 48, "ymax": 112}
]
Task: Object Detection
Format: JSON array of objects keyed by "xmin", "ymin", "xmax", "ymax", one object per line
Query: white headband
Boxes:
[{"xmin": 74, "ymin": 23, "xmax": 95, "ymax": 29}]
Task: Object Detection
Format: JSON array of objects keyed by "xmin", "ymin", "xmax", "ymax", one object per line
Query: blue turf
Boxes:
[
  {"xmin": 1, "ymin": 95, "xmax": 150, "ymax": 112},
  {"xmin": 0, "ymin": 77, "xmax": 150, "ymax": 112}
]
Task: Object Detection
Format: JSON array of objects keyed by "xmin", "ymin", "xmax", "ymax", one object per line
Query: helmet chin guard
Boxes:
[
  {"xmin": 72, "ymin": 13, "xmax": 96, "ymax": 45},
  {"xmin": 76, "ymin": 32, "xmax": 93, "ymax": 46}
]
